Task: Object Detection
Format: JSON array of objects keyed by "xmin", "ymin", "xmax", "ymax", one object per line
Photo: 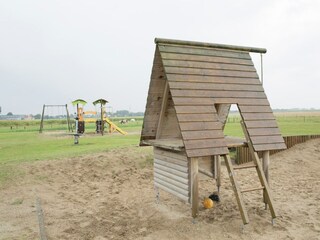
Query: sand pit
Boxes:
[{"xmin": 0, "ymin": 140, "xmax": 320, "ymax": 239}]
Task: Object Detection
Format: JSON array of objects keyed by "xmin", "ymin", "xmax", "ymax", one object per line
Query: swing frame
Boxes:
[{"xmin": 39, "ymin": 104, "xmax": 72, "ymax": 133}]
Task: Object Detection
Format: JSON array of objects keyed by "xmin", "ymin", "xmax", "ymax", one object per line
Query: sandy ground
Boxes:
[{"xmin": 0, "ymin": 140, "xmax": 320, "ymax": 240}]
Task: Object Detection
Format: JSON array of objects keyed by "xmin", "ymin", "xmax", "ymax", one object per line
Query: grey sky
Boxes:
[{"xmin": 1, "ymin": 0, "xmax": 319, "ymax": 115}]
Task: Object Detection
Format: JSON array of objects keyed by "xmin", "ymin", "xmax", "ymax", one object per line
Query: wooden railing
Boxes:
[{"xmin": 235, "ymin": 135, "xmax": 320, "ymax": 164}]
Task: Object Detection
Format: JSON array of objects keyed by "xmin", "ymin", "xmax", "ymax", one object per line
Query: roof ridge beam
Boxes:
[{"xmin": 155, "ymin": 38, "xmax": 267, "ymax": 54}]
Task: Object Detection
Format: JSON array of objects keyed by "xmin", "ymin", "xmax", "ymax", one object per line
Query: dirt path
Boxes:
[{"xmin": 0, "ymin": 140, "xmax": 320, "ymax": 239}]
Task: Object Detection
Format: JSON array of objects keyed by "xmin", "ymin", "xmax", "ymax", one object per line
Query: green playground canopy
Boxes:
[{"xmin": 72, "ymin": 99, "xmax": 87, "ymax": 106}]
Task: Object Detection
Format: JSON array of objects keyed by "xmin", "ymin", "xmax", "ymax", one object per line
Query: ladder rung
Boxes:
[
  {"xmin": 233, "ymin": 163, "xmax": 257, "ymax": 170},
  {"xmin": 241, "ymin": 186, "xmax": 264, "ymax": 193}
]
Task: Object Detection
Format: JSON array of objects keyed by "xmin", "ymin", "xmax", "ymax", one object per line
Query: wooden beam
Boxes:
[
  {"xmin": 190, "ymin": 157, "xmax": 199, "ymax": 218},
  {"xmin": 240, "ymin": 121, "xmax": 277, "ymax": 219},
  {"xmin": 262, "ymin": 150, "xmax": 270, "ymax": 205},
  {"xmin": 199, "ymin": 167, "xmax": 214, "ymax": 178},
  {"xmin": 155, "ymin": 38, "xmax": 267, "ymax": 54},
  {"xmin": 214, "ymin": 155, "xmax": 221, "ymax": 191},
  {"xmin": 156, "ymin": 81, "xmax": 169, "ymax": 139},
  {"xmin": 222, "ymin": 154, "xmax": 249, "ymax": 224}
]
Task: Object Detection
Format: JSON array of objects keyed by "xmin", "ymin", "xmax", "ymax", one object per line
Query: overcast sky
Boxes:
[{"xmin": 1, "ymin": 0, "xmax": 319, "ymax": 115}]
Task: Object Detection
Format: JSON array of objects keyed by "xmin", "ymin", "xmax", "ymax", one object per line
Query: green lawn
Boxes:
[
  {"xmin": 0, "ymin": 132, "xmax": 140, "ymax": 164},
  {"xmin": 1, "ymin": 114, "xmax": 320, "ymax": 186}
]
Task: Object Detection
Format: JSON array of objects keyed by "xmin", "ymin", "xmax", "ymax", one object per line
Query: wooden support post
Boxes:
[
  {"xmin": 262, "ymin": 151, "xmax": 270, "ymax": 206},
  {"xmin": 262, "ymin": 151, "xmax": 269, "ymax": 183},
  {"xmin": 214, "ymin": 155, "xmax": 221, "ymax": 192},
  {"xmin": 190, "ymin": 157, "xmax": 199, "ymax": 219}
]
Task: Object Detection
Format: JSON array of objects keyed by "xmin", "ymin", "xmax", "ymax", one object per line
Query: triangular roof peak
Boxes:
[{"xmin": 141, "ymin": 38, "xmax": 285, "ymax": 158}]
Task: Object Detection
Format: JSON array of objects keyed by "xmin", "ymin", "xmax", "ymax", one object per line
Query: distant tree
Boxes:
[
  {"xmin": 7, "ymin": 112, "xmax": 13, "ymax": 116},
  {"xmin": 34, "ymin": 114, "xmax": 42, "ymax": 119},
  {"xmin": 115, "ymin": 110, "xmax": 130, "ymax": 117}
]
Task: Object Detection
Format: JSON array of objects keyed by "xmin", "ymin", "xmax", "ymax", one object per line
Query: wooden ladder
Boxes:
[{"xmin": 221, "ymin": 121, "xmax": 277, "ymax": 225}]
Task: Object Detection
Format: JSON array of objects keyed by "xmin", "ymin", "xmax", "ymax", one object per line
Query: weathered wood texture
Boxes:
[
  {"xmin": 153, "ymin": 147, "xmax": 190, "ymax": 202},
  {"xmin": 160, "ymin": 43, "xmax": 285, "ymax": 155},
  {"xmin": 140, "ymin": 47, "xmax": 166, "ymax": 142},
  {"xmin": 141, "ymin": 39, "xmax": 286, "ymax": 158},
  {"xmin": 236, "ymin": 134, "xmax": 320, "ymax": 164}
]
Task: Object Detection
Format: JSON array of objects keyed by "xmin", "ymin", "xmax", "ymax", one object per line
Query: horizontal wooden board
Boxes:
[
  {"xmin": 253, "ymin": 142, "xmax": 287, "ymax": 151},
  {"xmin": 213, "ymin": 98, "xmax": 270, "ymax": 105},
  {"xmin": 251, "ymin": 135, "xmax": 285, "ymax": 144},
  {"xmin": 169, "ymin": 81, "xmax": 264, "ymax": 92},
  {"xmin": 181, "ymin": 130, "xmax": 224, "ymax": 140},
  {"xmin": 159, "ymin": 45, "xmax": 251, "ymax": 60},
  {"xmin": 244, "ymin": 120, "xmax": 279, "ymax": 128},
  {"xmin": 154, "ymin": 154, "xmax": 188, "ymax": 167},
  {"xmin": 171, "ymin": 89, "xmax": 267, "ymax": 99},
  {"xmin": 184, "ymin": 138, "xmax": 227, "ymax": 150},
  {"xmin": 154, "ymin": 177, "xmax": 189, "ymax": 196},
  {"xmin": 247, "ymin": 128, "xmax": 281, "ymax": 136},
  {"xmin": 241, "ymin": 112, "xmax": 275, "ymax": 120},
  {"xmin": 160, "ymin": 52, "xmax": 254, "ymax": 65},
  {"xmin": 162, "ymin": 59, "xmax": 256, "ymax": 72},
  {"xmin": 154, "ymin": 163, "xmax": 189, "ymax": 178},
  {"xmin": 238, "ymin": 105, "xmax": 272, "ymax": 113},
  {"xmin": 176, "ymin": 113, "xmax": 219, "ymax": 122},
  {"xmin": 174, "ymin": 105, "xmax": 215, "ymax": 114},
  {"xmin": 179, "ymin": 121, "xmax": 222, "ymax": 131},
  {"xmin": 164, "ymin": 66, "xmax": 259, "ymax": 78},
  {"xmin": 166, "ymin": 74, "xmax": 261, "ymax": 85},
  {"xmin": 173, "ymin": 97, "xmax": 215, "ymax": 106},
  {"xmin": 154, "ymin": 147, "xmax": 187, "ymax": 160},
  {"xmin": 186, "ymin": 147, "xmax": 229, "ymax": 158},
  {"xmin": 154, "ymin": 159, "xmax": 188, "ymax": 173},
  {"xmin": 154, "ymin": 182, "xmax": 189, "ymax": 202},
  {"xmin": 154, "ymin": 172, "xmax": 189, "ymax": 191},
  {"xmin": 154, "ymin": 168, "xmax": 189, "ymax": 185}
]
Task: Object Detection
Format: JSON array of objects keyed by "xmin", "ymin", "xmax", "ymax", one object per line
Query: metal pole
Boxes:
[
  {"xmin": 39, "ymin": 105, "xmax": 46, "ymax": 133},
  {"xmin": 260, "ymin": 53, "xmax": 264, "ymax": 85},
  {"xmin": 65, "ymin": 104, "xmax": 72, "ymax": 132}
]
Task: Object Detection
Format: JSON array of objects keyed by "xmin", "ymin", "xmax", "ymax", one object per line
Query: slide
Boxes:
[{"xmin": 105, "ymin": 118, "xmax": 127, "ymax": 135}]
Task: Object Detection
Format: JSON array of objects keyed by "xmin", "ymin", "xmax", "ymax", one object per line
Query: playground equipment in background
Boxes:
[
  {"xmin": 39, "ymin": 104, "xmax": 72, "ymax": 133},
  {"xmin": 72, "ymin": 98, "xmax": 127, "ymax": 135}
]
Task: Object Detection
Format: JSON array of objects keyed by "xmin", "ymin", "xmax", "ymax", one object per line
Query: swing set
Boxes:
[{"xmin": 39, "ymin": 104, "xmax": 72, "ymax": 133}]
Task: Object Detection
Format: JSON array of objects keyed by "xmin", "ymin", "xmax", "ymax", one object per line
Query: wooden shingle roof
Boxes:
[{"xmin": 140, "ymin": 38, "xmax": 286, "ymax": 158}]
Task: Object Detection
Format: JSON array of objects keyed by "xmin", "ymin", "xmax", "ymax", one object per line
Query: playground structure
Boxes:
[
  {"xmin": 72, "ymin": 98, "xmax": 127, "ymax": 135},
  {"xmin": 140, "ymin": 38, "xmax": 286, "ymax": 226},
  {"xmin": 39, "ymin": 104, "xmax": 72, "ymax": 133}
]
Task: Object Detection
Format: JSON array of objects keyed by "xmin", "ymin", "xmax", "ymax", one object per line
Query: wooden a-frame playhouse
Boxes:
[{"xmin": 140, "ymin": 38, "xmax": 286, "ymax": 225}]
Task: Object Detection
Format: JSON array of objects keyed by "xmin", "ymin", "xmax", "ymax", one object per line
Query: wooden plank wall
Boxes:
[
  {"xmin": 158, "ymin": 91, "xmax": 182, "ymax": 139},
  {"xmin": 140, "ymin": 47, "xmax": 167, "ymax": 143},
  {"xmin": 158, "ymin": 43, "xmax": 285, "ymax": 156},
  {"xmin": 235, "ymin": 134, "xmax": 320, "ymax": 164},
  {"xmin": 154, "ymin": 147, "xmax": 190, "ymax": 202},
  {"xmin": 239, "ymin": 105, "xmax": 286, "ymax": 151}
]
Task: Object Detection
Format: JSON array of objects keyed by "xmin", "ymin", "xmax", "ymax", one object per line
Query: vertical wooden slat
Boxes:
[
  {"xmin": 156, "ymin": 81, "xmax": 169, "ymax": 139},
  {"xmin": 190, "ymin": 157, "xmax": 199, "ymax": 218},
  {"xmin": 236, "ymin": 134, "xmax": 320, "ymax": 165}
]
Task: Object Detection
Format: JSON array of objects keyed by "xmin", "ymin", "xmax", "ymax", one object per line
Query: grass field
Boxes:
[{"xmin": 1, "ymin": 112, "xmax": 320, "ymax": 185}]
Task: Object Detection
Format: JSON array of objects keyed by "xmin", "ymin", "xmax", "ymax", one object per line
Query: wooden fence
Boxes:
[{"xmin": 235, "ymin": 134, "xmax": 320, "ymax": 164}]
